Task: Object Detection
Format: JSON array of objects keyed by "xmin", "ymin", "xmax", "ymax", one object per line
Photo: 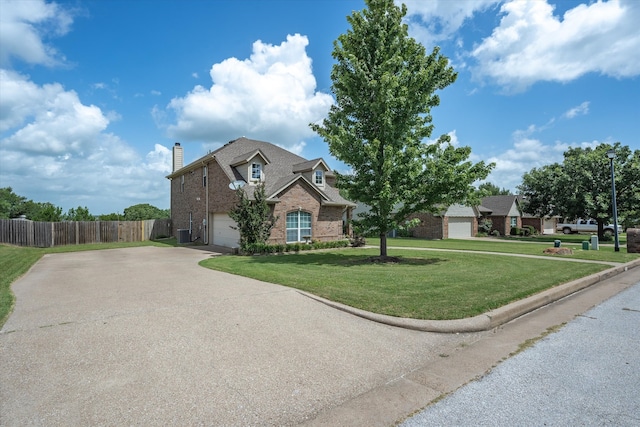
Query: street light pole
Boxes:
[{"xmin": 606, "ymin": 149, "xmax": 620, "ymax": 252}]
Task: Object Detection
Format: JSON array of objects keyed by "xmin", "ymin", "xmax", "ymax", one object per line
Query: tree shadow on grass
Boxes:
[{"xmin": 235, "ymin": 251, "xmax": 448, "ymax": 267}]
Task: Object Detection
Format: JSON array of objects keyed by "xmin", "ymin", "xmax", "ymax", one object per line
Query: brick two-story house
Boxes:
[{"xmin": 166, "ymin": 137, "xmax": 355, "ymax": 248}]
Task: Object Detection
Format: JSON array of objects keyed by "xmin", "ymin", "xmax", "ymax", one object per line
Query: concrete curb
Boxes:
[{"xmin": 298, "ymin": 257, "xmax": 640, "ymax": 333}]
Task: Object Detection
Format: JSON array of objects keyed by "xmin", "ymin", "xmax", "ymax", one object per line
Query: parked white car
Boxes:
[{"xmin": 556, "ymin": 219, "xmax": 620, "ymax": 235}]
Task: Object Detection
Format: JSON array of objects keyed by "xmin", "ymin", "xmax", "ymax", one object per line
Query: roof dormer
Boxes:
[
  {"xmin": 230, "ymin": 149, "xmax": 270, "ymax": 184},
  {"xmin": 292, "ymin": 158, "xmax": 330, "ymax": 189}
]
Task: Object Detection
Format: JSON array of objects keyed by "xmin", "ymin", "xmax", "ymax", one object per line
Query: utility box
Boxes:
[
  {"xmin": 590, "ymin": 235, "xmax": 599, "ymax": 250},
  {"xmin": 177, "ymin": 229, "xmax": 190, "ymax": 244},
  {"xmin": 554, "ymin": 240, "xmax": 561, "ymax": 248},
  {"xmin": 582, "ymin": 241, "xmax": 589, "ymax": 250}
]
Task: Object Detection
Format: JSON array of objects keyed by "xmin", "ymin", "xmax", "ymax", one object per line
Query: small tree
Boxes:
[{"xmin": 228, "ymin": 183, "xmax": 278, "ymax": 252}]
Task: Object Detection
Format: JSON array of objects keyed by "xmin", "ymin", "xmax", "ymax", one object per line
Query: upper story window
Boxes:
[
  {"xmin": 314, "ymin": 170, "xmax": 324, "ymax": 185},
  {"xmin": 180, "ymin": 175, "xmax": 185, "ymax": 193},
  {"xmin": 251, "ymin": 162, "xmax": 262, "ymax": 181},
  {"xmin": 203, "ymin": 166, "xmax": 207, "ymax": 187}
]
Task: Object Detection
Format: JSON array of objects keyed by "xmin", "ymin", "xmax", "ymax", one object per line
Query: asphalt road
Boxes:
[{"xmin": 401, "ymin": 280, "xmax": 640, "ymax": 426}]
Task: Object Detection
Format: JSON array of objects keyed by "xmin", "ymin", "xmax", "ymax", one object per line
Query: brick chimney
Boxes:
[{"xmin": 172, "ymin": 142, "xmax": 183, "ymax": 172}]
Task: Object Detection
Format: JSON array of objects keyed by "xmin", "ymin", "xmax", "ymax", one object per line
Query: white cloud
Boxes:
[
  {"xmin": 401, "ymin": 0, "xmax": 500, "ymax": 46},
  {"xmin": 166, "ymin": 34, "xmax": 334, "ymax": 152},
  {"xmin": 0, "ymin": 69, "xmax": 107, "ymax": 156},
  {"xmin": 563, "ymin": 101, "xmax": 590, "ymax": 119},
  {"xmin": 483, "ymin": 130, "xmax": 609, "ymax": 192},
  {"xmin": 0, "ymin": 69, "xmax": 170, "ymax": 213},
  {"xmin": 471, "ymin": 0, "xmax": 640, "ymax": 92},
  {"xmin": 0, "ymin": 0, "xmax": 73, "ymax": 67}
]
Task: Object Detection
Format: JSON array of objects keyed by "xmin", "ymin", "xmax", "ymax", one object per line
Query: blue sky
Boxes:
[{"xmin": 1, "ymin": 0, "xmax": 638, "ymax": 215}]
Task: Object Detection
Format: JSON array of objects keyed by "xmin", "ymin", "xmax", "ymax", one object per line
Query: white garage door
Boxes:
[
  {"xmin": 448, "ymin": 217, "xmax": 473, "ymax": 238},
  {"xmin": 212, "ymin": 214, "xmax": 240, "ymax": 248},
  {"xmin": 543, "ymin": 218, "xmax": 555, "ymax": 235}
]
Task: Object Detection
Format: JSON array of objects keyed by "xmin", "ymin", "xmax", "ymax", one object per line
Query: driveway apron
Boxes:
[{"xmin": 0, "ymin": 246, "xmax": 477, "ymax": 426}]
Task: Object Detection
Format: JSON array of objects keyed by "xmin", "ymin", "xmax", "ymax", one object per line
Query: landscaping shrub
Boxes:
[
  {"xmin": 478, "ymin": 218, "xmax": 493, "ymax": 234},
  {"xmin": 240, "ymin": 240, "xmax": 349, "ymax": 255}
]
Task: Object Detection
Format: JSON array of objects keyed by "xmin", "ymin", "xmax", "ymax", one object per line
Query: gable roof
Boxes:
[
  {"xmin": 230, "ymin": 149, "xmax": 270, "ymax": 167},
  {"xmin": 292, "ymin": 158, "xmax": 330, "ymax": 173},
  {"xmin": 167, "ymin": 137, "xmax": 355, "ymax": 208},
  {"xmin": 480, "ymin": 195, "xmax": 520, "ymax": 216}
]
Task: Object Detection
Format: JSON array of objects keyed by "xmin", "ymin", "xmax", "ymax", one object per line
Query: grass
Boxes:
[
  {"xmin": 0, "ymin": 239, "xmax": 178, "ymax": 328},
  {"xmin": 200, "ymin": 248, "xmax": 608, "ymax": 320},
  {"xmin": 367, "ymin": 237, "xmax": 639, "ymax": 263}
]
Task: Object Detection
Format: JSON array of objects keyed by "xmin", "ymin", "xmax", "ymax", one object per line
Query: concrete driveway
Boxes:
[{"xmin": 0, "ymin": 246, "xmax": 479, "ymax": 426}]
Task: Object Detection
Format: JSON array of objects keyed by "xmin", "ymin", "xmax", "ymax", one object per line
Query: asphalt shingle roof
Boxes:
[
  {"xmin": 172, "ymin": 137, "xmax": 354, "ymax": 207},
  {"xmin": 480, "ymin": 195, "xmax": 519, "ymax": 216}
]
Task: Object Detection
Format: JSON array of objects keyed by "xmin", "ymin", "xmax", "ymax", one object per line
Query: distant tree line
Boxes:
[{"xmin": 0, "ymin": 188, "xmax": 170, "ymax": 221}]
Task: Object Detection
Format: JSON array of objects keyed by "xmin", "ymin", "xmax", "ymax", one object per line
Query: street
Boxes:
[{"xmin": 401, "ymin": 280, "xmax": 640, "ymax": 426}]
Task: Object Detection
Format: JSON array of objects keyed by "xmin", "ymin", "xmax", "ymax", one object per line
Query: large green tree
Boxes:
[
  {"xmin": 519, "ymin": 142, "xmax": 640, "ymax": 237},
  {"xmin": 0, "ymin": 187, "xmax": 27, "ymax": 219},
  {"xmin": 64, "ymin": 206, "xmax": 95, "ymax": 221},
  {"xmin": 123, "ymin": 203, "xmax": 170, "ymax": 221},
  {"xmin": 477, "ymin": 182, "xmax": 512, "ymax": 197},
  {"xmin": 311, "ymin": 0, "xmax": 492, "ymax": 258}
]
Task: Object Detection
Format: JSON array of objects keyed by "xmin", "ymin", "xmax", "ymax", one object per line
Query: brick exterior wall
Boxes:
[
  {"xmin": 170, "ymin": 164, "xmax": 208, "ymax": 241},
  {"xmin": 627, "ymin": 228, "xmax": 640, "ymax": 254},
  {"xmin": 269, "ymin": 180, "xmax": 344, "ymax": 243},
  {"xmin": 170, "ymin": 161, "xmax": 345, "ymax": 245},
  {"xmin": 209, "ymin": 160, "xmax": 238, "ymax": 213},
  {"xmin": 488, "ymin": 215, "xmax": 522, "ymax": 236},
  {"xmin": 406, "ymin": 212, "xmax": 444, "ymax": 239},
  {"xmin": 521, "ymin": 217, "xmax": 543, "ymax": 233}
]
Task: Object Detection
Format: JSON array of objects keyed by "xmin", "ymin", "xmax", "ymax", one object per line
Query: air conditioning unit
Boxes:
[{"xmin": 177, "ymin": 229, "xmax": 190, "ymax": 244}]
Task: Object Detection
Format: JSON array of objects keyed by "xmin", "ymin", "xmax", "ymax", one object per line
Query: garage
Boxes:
[
  {"xmin": 211, "ymin": 213, "xmax": 241, "ymax": 248},
  {"xmin": 448, "ymin": 217, "xmax": 473, "ymax": 238},
  {"xmin": 543, "ymin": 218, "xmax": 556, "ymax": 235}
]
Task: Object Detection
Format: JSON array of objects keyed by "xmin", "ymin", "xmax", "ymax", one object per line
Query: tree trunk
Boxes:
[
  {"xmin": 380, "ymin": 232, "xmax": 387, "ymax": 257},
  {"xmin": 597, "ymin": 220, "xmax": 604, "ymax": 240}
]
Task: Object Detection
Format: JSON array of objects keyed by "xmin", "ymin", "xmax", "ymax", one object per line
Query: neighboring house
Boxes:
[
  {"xmin": 480, "ymin": 195, "xmax": 522, "ymax": 236},
  {"xmin": 166, "ymin": 137, "xmax": 356, "ymax": 248},
  {"xmin": 407, "ymin": 204, "xmax": 481, "ymax": 239},
  {"xmin": 516, "ymin": 196, "xmax": 557, "ymax": 234}
]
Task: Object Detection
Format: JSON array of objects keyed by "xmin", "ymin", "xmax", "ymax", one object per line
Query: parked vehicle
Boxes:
[{"xmin": 556, "ymin": 219, "xmax": 620, "ymax": 235}]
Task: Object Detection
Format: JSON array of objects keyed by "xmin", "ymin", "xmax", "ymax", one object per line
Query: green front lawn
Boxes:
[
  {"xmin": 367, "ymin": 237, "xmax": 639, "ymax": 263},
  {"xmin": 201, "ymin": 248, "xmax": 608, "ymax": 320}
]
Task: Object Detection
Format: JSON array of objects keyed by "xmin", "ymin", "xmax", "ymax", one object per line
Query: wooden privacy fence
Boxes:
[{"xmin": 0, "ymin": 219, "xmax": 172, "ymax": 248}]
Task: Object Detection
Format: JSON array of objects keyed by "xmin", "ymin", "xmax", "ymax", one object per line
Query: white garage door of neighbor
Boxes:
[
  {"xmin": 543, "ymin": 218, "xmax": 555, "ymax": 235},
  {"xmin": 212, "ymin": 214, "xmax": 241, "ymax": 248},
  {"xmin": 448, "ymin": 217, "xmax": 473, "ymax": 238}
]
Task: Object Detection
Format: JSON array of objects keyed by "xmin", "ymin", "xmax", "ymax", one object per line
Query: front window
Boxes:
[
  {"xmin": 510, "ymin": 216, "xmax": 517, "ymax": 227},
  {"xmin": 315, "ymin": 170, "xmax": 324, "ymax": 185},
  {"xmin": 251, "ymin": 163, "xmax": 262, "ymax": 180},
  {"xmin": 286, "ymin": 211, "xmax": 311, "ymax": 242}
]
